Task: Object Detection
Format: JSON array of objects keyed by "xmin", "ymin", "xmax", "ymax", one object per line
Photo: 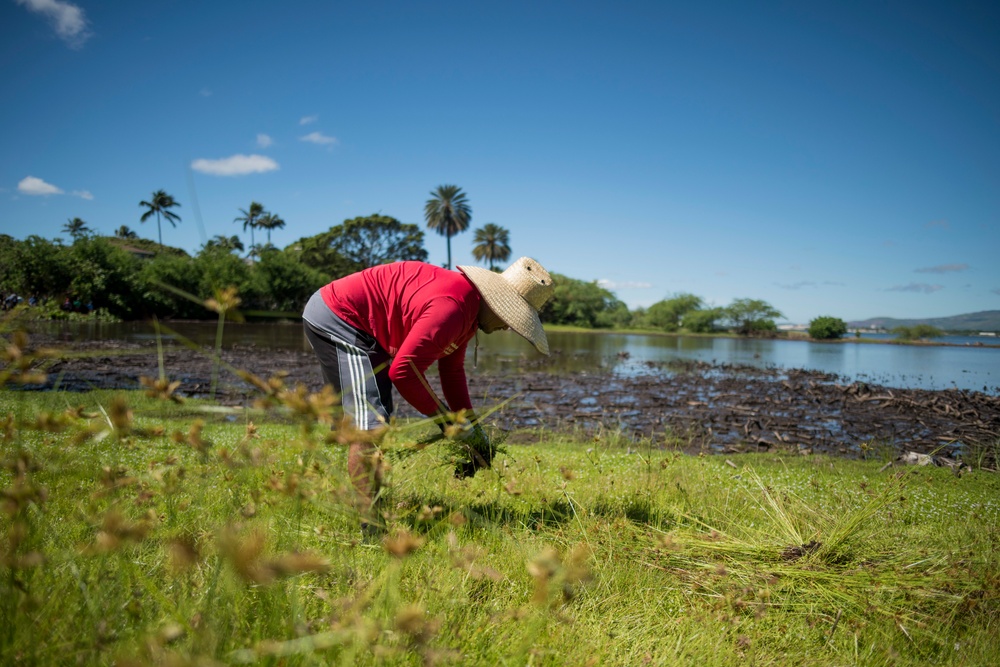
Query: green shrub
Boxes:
[
  {"xmin": 724, "ymin": 298, "xmax": 783, "ymax": 335},
  {"xmin": 540, "ymin": 273, "xmax": 626, "ymax": 328},
  {"xmin": 893, "ymin": 324, "xmax": 945, "ymax": 340},
  {"xmin": 253, "ymin": 248, "xmax": 329, "ymax": 313},
  {"xmin": 682, "ymin": 307, "xmax": 724, "ymax": 333},
  {"xmin": 809, "ymin": 316, "xmax": 848, "ymax": 340},
  {"xmin": 645, "ymin": 293, "xmax": 703, "ymax": 332}
]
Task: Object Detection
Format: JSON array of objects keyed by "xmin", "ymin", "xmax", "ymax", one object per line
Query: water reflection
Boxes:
[
  {"xmin": 27, "ymin": 320, "xmax": 1000, "ymax": 394},
  {"xmin": 35, "ymin": 319, "xmax": 313, "ymax": 351},
  {"xmin": 475, "ymin": 330, "xmax": 1000, "ymax": 393}
]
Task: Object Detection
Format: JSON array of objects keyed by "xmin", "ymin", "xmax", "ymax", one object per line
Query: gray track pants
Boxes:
[{"xmin": 302, "ymin": 291, "xmax": 393, "ymax": 430}]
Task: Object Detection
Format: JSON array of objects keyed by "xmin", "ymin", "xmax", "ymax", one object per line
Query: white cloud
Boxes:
[
  {"xmin": 924, "ymin": 218, "xmax": 950, "ymax": 230},
  {"xmin": 256, "ymin": 133, "xmax": 273, "ymax": 148},
  {"xmin": 299, "ymin": 115, "xmax": 319, "ymax": 125},
  {"xmin": 16, "ymin": 0, "xmax": 90, "ymax": 47},
  {"xmin": 915, "ymin": 263, "xmax": 969, "ymax": 274},
  {"xmin": 885, "ymin": 283, "xmax": 944, "ymax": 294},
  {"xmin": 300, "ymin": 131, "xmax": 338, "ymax": 146},
  {"xmin": 17, "ymin": 176, "xmax": 92, "ymax": 199},
  {"xmin": 199, "ymin": 87, "xmax": 213, "ymax": 97},
  {"xmin": 596, "ymin": 279, "xmax": 653, "ymax": 290},
  {"xmin": 18, "ymin": 176, "xmax": 63, "ymax": 195},
  {"xmin": 191, "ymin": 154, "xmax": 279, "ymax": 176}
]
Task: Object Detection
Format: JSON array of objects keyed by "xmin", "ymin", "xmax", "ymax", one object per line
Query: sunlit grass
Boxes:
[
  {"xmin": 2, "ymin": 313, "xmax": 998, "ymax": 665},
  {"xmin": 2, "ymin": 383, "xmax": 999, "ymax": 666}
]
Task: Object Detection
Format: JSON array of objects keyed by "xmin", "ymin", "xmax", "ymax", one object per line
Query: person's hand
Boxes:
[
  {"xmin": 447, "ymin": 422, "xmax": 494, "ymax": 479},
  {"xmin": 437, "ymin": 414, "xmax": 481, "ymax": 440},
  {"xmin": 462, "ymin": 423, "xmax": 488, "ymax": 445}
]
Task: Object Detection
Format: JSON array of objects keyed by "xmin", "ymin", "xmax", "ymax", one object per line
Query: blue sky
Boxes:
[{"xmin": 2, "ymin": 0, "xmax": 998, "ymax": 324}]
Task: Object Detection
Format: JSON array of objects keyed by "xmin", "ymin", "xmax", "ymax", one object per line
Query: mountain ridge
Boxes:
[{"xmin": 847, "ymin": 310, "xmax": 1000, "ymax": 332}]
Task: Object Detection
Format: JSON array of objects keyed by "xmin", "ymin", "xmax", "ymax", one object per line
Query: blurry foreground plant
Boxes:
[
  {"xmin": 1, "ymin": 331, "xmax": 58, "ymax": 387},
  {"xmin": 204, "ymin": 286, "xmax": 243, "ymax": 400},
  {"xmin": 219, "ymin": 525, "xmax": 330, "ymax": 585}
]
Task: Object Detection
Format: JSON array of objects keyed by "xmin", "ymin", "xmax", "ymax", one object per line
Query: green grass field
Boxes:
[{"xmin": 2, "ymin": 388, "xmax": 998, "ymax": 666}]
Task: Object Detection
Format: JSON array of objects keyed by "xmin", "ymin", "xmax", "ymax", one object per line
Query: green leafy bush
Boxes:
[
  {"xmin": 253, "ymin": 248, "xmax": 329, "ymax": 313},
  {"xmin": 809, "ymin": 316, "xmax": 848, "ymax": 340},
  {"xmin": 724, "ymin": 298, "xmax": 783, "ymax": 336},
  {"xmin": 540, "ymin": 273, "xmax": 628, "ymax": 328},
  {"xmin": 682, "ymin": 307, "xmax": 724, "ymax": 333},
  {"xmin": 645, "ymin": 293, "xmax": 703, "ymax": 332},
  {"xmin": 893, "ymin": 324, "xmax": 945, "ymax": 340}
]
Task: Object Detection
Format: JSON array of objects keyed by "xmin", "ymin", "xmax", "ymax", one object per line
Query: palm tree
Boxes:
[
  {"xmin": 62, "ymin": 217, "xmax": 91, "ymax": 239},
  {"xmin": 139, "ymin": 190, "xmax": 182, "ymax": 246},
  {"xmin": 257, "ymin": 211, "xmax": 286, "ymax": 244},
  {"xmin": 115, "ymin": 225, "xmax": 137, "ymax": 239},
  {"xmin": 204, "ymin": 235, "xmax": 244, "ymax": 253},
  {"xmin": 471, "ymin": 223, "xmax": 511, "ymax": 271},
  {"xmin": 424, "ymin": 184, "xmax": 471, "ymax": 269},
  {"xmin": 234, "ymin": 202, "xmax": 265, "ymax": 254}
]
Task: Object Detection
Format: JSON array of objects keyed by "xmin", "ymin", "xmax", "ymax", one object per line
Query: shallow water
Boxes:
[
  {"xmin": 476, "ymin": 330, "xmax": 1000, "ymax": 394},
  {"xmin": 30, "ymin": 320, "xmax": 1000, "ymax": 394},
  {"xmin": 25, "ymin": 327, "xmax": 999, "ymax": 457}
]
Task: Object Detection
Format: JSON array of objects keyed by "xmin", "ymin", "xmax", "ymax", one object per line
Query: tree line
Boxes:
[
  {"xmin": 0, "ymin": 210, "xmax": 487, "ymax": 321},
  {"xmin": 0, "ymin": 229, "xmax": 802, "ymax": 336},
  {"xmin": 540, "ymin": 282, "xmax": 798, "ymax": 336},
  {"xmin": 2, "ymin": 183, "xmax": 834, "ymax": 338},
  {"xmin": 0, "ymin": 232, "xmax": 801, "ymax": 337},
  {"xmin": 0, "ymin": 184, "xmax": 508, "ymax": 318}
]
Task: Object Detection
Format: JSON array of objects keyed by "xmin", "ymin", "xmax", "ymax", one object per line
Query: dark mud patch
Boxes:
[
  {"xmin": 15, "ymin": 336, "xmax": 1000, "ymax": 461},
  {"xmin": 472, "ymin": 365, "xmax": 999, "ymax": 460}
]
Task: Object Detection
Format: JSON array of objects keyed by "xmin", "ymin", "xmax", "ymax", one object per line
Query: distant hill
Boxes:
[{"xmin": 848, "ymin": 310, "xmax": 1000, "ymax": 333}]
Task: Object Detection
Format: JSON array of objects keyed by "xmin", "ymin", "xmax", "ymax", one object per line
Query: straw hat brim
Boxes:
[{"xmin": 458, "ymin": 265, "xmax": 549, "ymax": 355}]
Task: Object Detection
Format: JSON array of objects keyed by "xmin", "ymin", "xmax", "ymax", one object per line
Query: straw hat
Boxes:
[{"xmin": 458, "ymin": 257, "xmax": 555, "ymax": 355}]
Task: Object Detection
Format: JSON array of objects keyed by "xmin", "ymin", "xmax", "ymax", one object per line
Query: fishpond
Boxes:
[{"xmin": 31, "ymin": 320, "xmax": 1000, "ymax": 394}]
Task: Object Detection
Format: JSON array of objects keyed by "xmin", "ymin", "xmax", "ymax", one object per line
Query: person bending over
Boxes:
[{"xmin": 302, "ymin": 257, "xmax": 554, "ymax": 528}]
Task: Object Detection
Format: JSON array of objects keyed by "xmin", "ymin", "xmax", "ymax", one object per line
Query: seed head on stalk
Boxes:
[
  {"xmin": 1, "ymin": 331, "xmax": 57, "ymax": 387},
  {"xmin": 203, "ymin": 286, "xmax": 243, "ymax": 400},
  {"xmin": 383, "ymin": 529, "xmax": 425, "ymax": 558},
  {"xmin": 235, "ymin": 369, "xmax": 289, "ymax": 409},
  {"xmin": 139, "ymin": 375, "xmax": 185, "ymax": 404},
  {"xmin": 219, "ymin": 525, "xmax": 330, "ymax": 585},
  {"xmin": 277, "ymin": 383, "xmax": 340, "ymax": 427}
]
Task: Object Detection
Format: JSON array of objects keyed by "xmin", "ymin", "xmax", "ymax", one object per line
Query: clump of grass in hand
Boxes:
[
  {"xmin": 386, "ymin": 414, "xmax": 510, "ymax": 477},
  {"xmin": 444, "ymin": 423, "xmax": 508, "ymax": 478}
]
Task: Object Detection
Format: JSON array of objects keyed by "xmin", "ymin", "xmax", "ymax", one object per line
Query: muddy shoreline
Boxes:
[{"xmin": 18, "ymin": 335, "xmax": 1000, "ymax": 461}]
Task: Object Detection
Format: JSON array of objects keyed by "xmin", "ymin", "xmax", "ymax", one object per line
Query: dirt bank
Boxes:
[{"xmin": 18, "ymin": 336, "xmax": 1000, "ymax": 461}]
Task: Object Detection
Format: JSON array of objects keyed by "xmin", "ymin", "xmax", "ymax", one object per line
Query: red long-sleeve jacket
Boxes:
[{"xmin": 319, "ymin": 262, "xmax": 479, "ymax": 417}]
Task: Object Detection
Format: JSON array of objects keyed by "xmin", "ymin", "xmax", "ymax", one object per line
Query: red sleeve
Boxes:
[
  {"xmin": 438, "ymin": 342, "xmax": 473, "ymax": 413},
  {"xmin": 388, "ymin": 299, "xmax": 472, "ymax": 416}
]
